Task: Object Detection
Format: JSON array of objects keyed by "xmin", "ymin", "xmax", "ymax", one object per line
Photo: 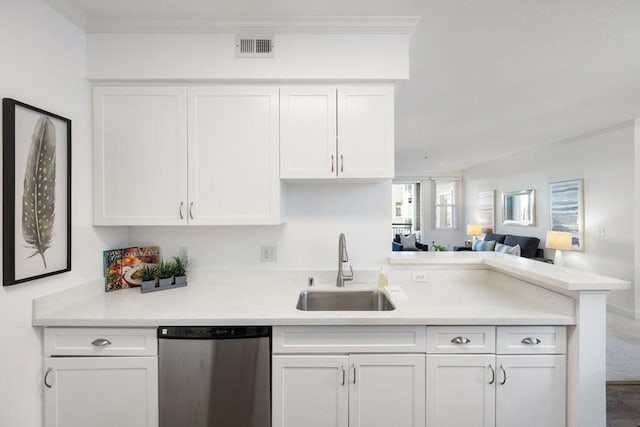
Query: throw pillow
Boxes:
[
  {"xmin": 472, "ymin": 239, "xmax": 496, "ymax": 252},
  {"xmin": 399, "ymin": 233, "xmax": 418, "ymax": 251},
  {"xmin": 495, "ymin": 243, "xmax": 521, "ymax": 256}
]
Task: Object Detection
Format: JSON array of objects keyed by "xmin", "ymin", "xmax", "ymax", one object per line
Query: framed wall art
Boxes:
[
  {"xmin": 549, "ymin": 179, "xmax": 584, "ymax": 251},
  {"xmin": 3, "ymin": 98, "xmax": 71, "ymax": 285},
  {"xmin": 478, "ymin": 190, "xmax": 495, "ymax": 230}
]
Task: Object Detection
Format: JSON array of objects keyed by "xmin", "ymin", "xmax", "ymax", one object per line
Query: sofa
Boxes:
[
  {"xmin": 456, "ymin": 233, "xmax": 544, "ymax": 259},
  {"xmin": 479, "ymin": 233, "xmax": 543, "ymax": 258},
  {"xmin": 392, "ymin": 234, "xmax": 428, "ymax": 251}
]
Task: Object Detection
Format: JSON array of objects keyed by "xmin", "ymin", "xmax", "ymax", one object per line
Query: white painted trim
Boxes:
[
  {"xmin": 607, "ymin": 303, "xmax": 637, "ymax": 320},
  {"xmin": 86, "ymin": 15, "xmax": 421, "ymax": 34},
  {"xmin": 40, "ymin": 0, "xmax": 87, "ymax": 30}
]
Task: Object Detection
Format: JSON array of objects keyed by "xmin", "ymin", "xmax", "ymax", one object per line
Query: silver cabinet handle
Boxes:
[
  {"xmin": 91, "ymin": 338, "xmax": 112, "ymax": 347},
  {"xmin": 44, "ymin": 367, "xmax": 52, "ymax": 388},
  {"xmin": 352, "ymin": 363, "xmax": 357, "ymax": 384},
  {"xmin": 521, "ymin": 337, "xmax": 541, "ymax": 345},
  {"xmin": 488, "ymin": 364, "xmax": 495, "ymax": 385},
  {"xmin": 341, "ymin": 366, "xmax": 346, "ymax": 386},
  {"xmin": 451, "ymin": 336, "xmax": 471, "ymax": 345},
  {"xmin": 179, "ymin": 201, "xmax": 184, "ymax": 219},
  {"xmin": 189, "ymin": 202, "xmax": 194, "ymax": 220},
  {"xmin": 499, "ymin": 365, "xmax": 507, "ymax": 385},
  {"xmin": 340, "ymin": 154, "xmax": 344, "ymax": 173},
  {"xmin": 331, "ymin": 155, "xmax": 335, "ymax": 173}
]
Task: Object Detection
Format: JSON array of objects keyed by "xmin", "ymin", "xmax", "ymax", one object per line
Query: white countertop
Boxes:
[
  {"xmin": 33, "ymin": 268, "xmax": 577, "ymax": 327},
  {"xmin": 389, "ymin": 251, "xmax": 630, "ymax": 292}
]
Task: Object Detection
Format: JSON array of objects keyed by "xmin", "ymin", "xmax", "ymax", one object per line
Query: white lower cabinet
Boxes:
[
  {"xmin": 349, "ymin": 354, "xmax": 426, "ymax": 427},
  {"xmin": 272, "ymin": 355, "xmax": 349, "ymax": 427},
  {"xmin": 426, "ymin": 326, "xmax": 567, "ymax": 427},
  {"xmin": 272, "ymin": 354, "xmax": 425, "ymax": 427},
  {"xmin": 44, "ymin": 356, "xmax": 158, "ymax": 427},
  {"xmin": 43, "ymin": 328, "xmax": 158, "ymax": 427},
  {"xmin": 495, "ymin": 355, "xmax": 566, "ymax": 427},
  {"xmin": 426, "ymin": 354, "xmax": 496, "ymax": 427}
]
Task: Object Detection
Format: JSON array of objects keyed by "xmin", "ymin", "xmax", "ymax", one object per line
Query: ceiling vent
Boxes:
[{"xmin": 235, "ymin": 35, "xmax": 275, "ymax": 58}]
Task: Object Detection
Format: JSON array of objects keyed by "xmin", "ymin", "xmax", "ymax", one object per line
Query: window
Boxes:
[
  {"xmin": 434, "ymin": 181, "xmax": 456, "ymax": 229},
  {"xmin": 391, "ymin": 182, "xmax": 421, "ymax": 237}
]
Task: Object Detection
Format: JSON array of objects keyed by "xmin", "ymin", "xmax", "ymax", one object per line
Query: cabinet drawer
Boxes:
[
  {"xmin": 272, "ymin": 326, "xmax": 426, "ymax": 353},
  {"xmin": 427, "ymin": 326, "xmax": 495, "ymax": 354},
  {"xmin": 44, "ymin": 328, "xmax": 157, "ymax": 356},
  {"xmin": 496, "ymin": 326, "xmax": 566, "ymax": 354}
]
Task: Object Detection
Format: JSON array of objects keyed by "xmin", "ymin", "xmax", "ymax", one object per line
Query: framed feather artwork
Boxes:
[{"xmin": 2, "ymin": 99, "xmax": 71, "ymax": 285}]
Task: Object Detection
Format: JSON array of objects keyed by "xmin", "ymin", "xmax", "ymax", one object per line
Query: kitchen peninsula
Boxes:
[{"xmin": 34, "ymin": 252, "xmax": 627, "ymax": 427}]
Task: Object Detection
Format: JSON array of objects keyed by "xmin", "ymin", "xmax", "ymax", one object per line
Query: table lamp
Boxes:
[
  {"xmin": 546, "ymin": 231, "xmax": 572, "ymax": 266},
  {"xmin": 466, "ymin": 224, "xmax": 483, "ymax": 246}
]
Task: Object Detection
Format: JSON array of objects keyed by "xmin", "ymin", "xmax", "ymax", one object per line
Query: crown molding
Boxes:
[
  {"xmin": 85, "ymin": 15, "xmax": 420, "ymax": 34},
  {"xmin": 41, "ymin": 0, "xmax": 87, "ymax": 31}
]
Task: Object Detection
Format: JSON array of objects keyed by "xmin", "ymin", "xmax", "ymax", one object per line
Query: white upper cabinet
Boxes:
[
  {"xmin": 94, "ymin": 85, "xmax": 280, "ymax": 225},
  {"xmin": 280, "ymin": 85, "xmax": 394, "ymax": 180},
  {"xmin": 337, "ymin": 86, "xmax": 394, "ymax": 179},
  {"xmin": 188, "ymin": 87, "xmax": 280, "ymax": 225},
  {"xmin": 93, "ymin": 86, "xmax": 188, "ymax": 225},
  {"xmin": 280, "ymin": 87, "xmax": 337, "ymax": 179}
]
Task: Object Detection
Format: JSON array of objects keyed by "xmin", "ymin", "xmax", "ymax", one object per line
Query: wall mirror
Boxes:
[{"xmin": 502, "ymin": 189, "xmax": 535, "ymax": 226}]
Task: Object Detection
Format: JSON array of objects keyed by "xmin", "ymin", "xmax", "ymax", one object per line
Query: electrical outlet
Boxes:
[
  {"xmin": 261, "ymin": 246, "xmax": 277, "ymax": 262},
  {"xmin": 178, "ymin": 247, "xmax": 188, "ymax": 258},
  {"xmin": 412, "ymin": 272, "xmax": 427, "ymax": 282},
  {"xmin": 598, "ymin": 227, "xmax": 606, "ymax": 238}
]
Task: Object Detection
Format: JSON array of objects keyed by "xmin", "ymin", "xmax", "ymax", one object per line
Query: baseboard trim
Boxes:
[
  {"xmin": 607, "ymin": 380, "xmax": 640, "ymax": 385},
  {"xmin": 607, "ymin": 303, "xmax": 637, "ymax": 319}
]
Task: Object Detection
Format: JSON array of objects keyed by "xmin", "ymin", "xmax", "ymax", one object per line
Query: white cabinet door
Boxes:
[
  {"xmin": 188, "ymin": 86, "xmax": 281, "ymax": 225},
  {"xmin": 349, "ymin": 354, "xmax": 425, "ymax": 427},
  {"xmin": 337, "ymin": 86, "xmax": 394, "ymax": 179},
  {"xmin": 426, "ymin": 354, "xmax": 496, "ymax": 427},
  {"xmin": 272, "ymin": 355, "xmax": 349, "ymax": 427},
  {"xmin": 94, "ymin": 86, "xmax": 188, "ymax": 225},
  {"xmin": 496, "ymin": 355, "xmax": 566, "ymax": 427},
  {"xmin": 280, "ymin": 87, "xmax": 337, "ymax": 179},
  {"xmin": 44, "ymin": 357, "xmax": 158, "ymax": 427}
]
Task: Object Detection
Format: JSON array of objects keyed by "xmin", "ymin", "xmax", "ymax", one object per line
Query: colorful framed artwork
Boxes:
[{"xmin": 2, "ymin": 98, "xmax": 71, "ymax": 285}]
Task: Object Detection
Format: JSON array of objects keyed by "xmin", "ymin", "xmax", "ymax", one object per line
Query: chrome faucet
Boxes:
[{"xmin": 337, "ymin": 233, "xmax": 354, "ymax": 287}]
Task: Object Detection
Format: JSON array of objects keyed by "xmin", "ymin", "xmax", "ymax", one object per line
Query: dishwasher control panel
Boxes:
[{"xmin": 158, "ymin": 326, "xmax": 270, "ymax": 340}]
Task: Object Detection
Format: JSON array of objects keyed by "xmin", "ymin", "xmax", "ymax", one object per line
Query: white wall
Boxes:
[
  {"xmin": 129, "ymin": 182, "xmax": 392, "ymax": 275},
  {"xmin": 463, "ymin": 123, "xmax": 636, "ymax": 317},
  {"xmin": 0, "ymin": 1, "xmax": 127, "ymax": 426},
  {"xmin": 87, "ymin": 33, "xmax": 410, "ymax": 80}
]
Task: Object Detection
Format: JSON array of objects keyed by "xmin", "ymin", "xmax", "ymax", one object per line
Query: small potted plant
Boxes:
[
  {"xmin": 138, "ymin": 264, "xmax": 158, "ymax": 292},
  {"xmin": 156, "ymin": 260, "xmax": 174, "ymax": 287},
  {"xmin": 171, "ymin": 255, "xmax": 190, "ymax": 286}
]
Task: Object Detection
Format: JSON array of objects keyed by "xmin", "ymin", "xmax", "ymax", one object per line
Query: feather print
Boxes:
[{"xmin": 22, "ymin": 116, "xmax": 56, "ymax": 269}]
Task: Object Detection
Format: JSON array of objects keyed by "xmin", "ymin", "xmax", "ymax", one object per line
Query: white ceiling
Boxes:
[{"xmin": 48, "ymin": 0, "xmax": 640, "ymax": 172}]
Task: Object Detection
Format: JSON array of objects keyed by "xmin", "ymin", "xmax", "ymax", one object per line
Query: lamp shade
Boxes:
[
  {"xmin": 546, "ymin": 231, "xmax": 572, "ymax": 250},
  {"xmin": 466, "ymin": 224, "xmax": 483, "ymax": 236}
]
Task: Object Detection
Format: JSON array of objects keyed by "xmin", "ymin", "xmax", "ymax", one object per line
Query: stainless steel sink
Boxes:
[{"xmin": 296, "ymin": 289, "xmax": 395, "ymax": 311}]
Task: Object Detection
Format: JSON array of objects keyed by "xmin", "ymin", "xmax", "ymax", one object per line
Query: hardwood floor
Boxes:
[{"xmin": 608, "ymin": 384, "xmax": 640, "ymax": 427}]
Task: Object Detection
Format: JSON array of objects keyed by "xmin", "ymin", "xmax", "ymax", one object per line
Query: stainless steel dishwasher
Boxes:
[{"xmin": 158, "ymin": 326, "xmax": 271, "ymax": 427}]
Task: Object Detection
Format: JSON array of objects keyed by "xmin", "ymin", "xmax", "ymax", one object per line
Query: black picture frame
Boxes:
[{"xmin": 3, "ymin": 98, "xmax": 71, "ymax": 285}]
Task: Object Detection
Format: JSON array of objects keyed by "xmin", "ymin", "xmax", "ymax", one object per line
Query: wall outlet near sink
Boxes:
[
  {"xmin": 411, "ymin": 272, "xmax": 427, "ymax": 282},
  {"xmin": 261, "ymin": 246, "xmax": 277, "ymax": 262}
]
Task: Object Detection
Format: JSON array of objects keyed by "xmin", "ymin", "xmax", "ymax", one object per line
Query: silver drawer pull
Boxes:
[
  {"xmin": 521, "ymin": 337, "xmax": 542, "ymax": 345},
  {"xmin": 451, "ymin": 336, "xmax": 471, "ymax": 345},
  {"xmin": 91, "ymin": 338, "xmax": 112, "ymax": 347},
  {"xmin": 488, "ymin": 364, "xmax": 495, "ymax": 385}
]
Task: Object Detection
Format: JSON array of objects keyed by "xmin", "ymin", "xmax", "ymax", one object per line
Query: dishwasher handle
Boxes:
[{"xmin": 158, "ymin": 326, "xmax": 271, "ymax": 340}]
